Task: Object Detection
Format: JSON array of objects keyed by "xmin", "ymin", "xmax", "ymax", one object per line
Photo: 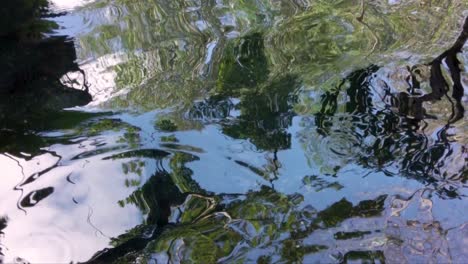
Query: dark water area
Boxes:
[{"xmin": 0, "ymin": 0, "xmax": 467, "ymax": 263}]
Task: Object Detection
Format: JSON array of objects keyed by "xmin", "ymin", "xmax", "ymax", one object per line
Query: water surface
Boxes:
[{"xmin": 1, "ymin": 0, "xmax": 467, "ymax": 263}]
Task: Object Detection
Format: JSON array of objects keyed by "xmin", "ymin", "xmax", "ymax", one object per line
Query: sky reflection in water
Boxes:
[{"xmin": 1, "ymin": 0, "xmax": 467, "ymax": 263}]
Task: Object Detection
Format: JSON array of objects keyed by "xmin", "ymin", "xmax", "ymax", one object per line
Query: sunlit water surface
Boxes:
[{"xmin": 1, "ymin": 0, "xmax": 467, "ymax": 263}]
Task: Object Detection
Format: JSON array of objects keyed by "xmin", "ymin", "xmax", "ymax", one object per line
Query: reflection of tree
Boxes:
[
  {"xmin": 0, "ymin": 0, "xmax": 52, "ymax": 39},
  {"xmin": 300, "ymin": 17, "xmax": 468, "ymax": 195},
  {"xmin": 88, "ymin": 169, "xmax": 186, "ymax": 263},
  {"xmin": 77, "ymin": 0, "xmax": 246, "ymax": 110},
  {"xmin": 239, "ymin": 191, "xmax": 386, "ymax": 263},
  {"xmin": 0, "ymin": 0, "xmax": 92, "ymax": 130},
  {"xmin": 266, "ymin": 0, "xmax": 468, "ymax": 86},
  {"xmin": 202, "ymin": 33, "xmax": 300, "ymax": 152},
  {"xmin": 75, "ymin": 0, "xmax": 468, "ymax": 114},
  {"xmin": 423, "ymin": 16, "xmax": 468, "ymax": 124},
  {"xmin": 88, "ymin": 148, "xmax": 205, "ymax": 263},
  {"xmin": 89, "ymin": 164, "xmax": 391, "ymax": 263},
  {"xmin": 308, "ymin": 65, "xmax": 463, "ymax": 189},
  {"xmin": 188, "ymin": 33, "xmax": 301, "ymax": 183},
  {"xmin": 216, "ymin": 33, "xmax": 269, "ymax": 90},
  {"xmin": 3, "ymin": 2, "xmax": 466, "ymax": 263},
  {"xmin": 221, "ymin": 75, "xmax": 299, "ymax": 152},
  {"xmin": 0, "ymin": 37, "xmax": 91, "ymax": 118}
]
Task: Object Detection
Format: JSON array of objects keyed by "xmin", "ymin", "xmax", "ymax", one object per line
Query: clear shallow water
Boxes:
[{"xmin": 0, "ymin": 0, "xmax": 467, "ymax": 263}]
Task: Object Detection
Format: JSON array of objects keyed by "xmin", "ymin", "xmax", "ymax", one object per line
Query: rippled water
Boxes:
[{"xmin": 1, "ymin": 0, "xmax": 467, "ymax": 263}]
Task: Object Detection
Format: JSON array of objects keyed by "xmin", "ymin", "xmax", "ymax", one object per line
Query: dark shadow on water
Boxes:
[
  {"xmin": 0, "ymin": 111, "xmax": 104, "ymax": 158},
  {"xmin": 0, "ymin": 1, "xmax": 92, "ymax": 131},
  {"xmin": 0, "ymin": 36, "xmax": 92, "ymax": 126},
  {"xmin": 20, "ymin": 187, "xmax": 54, "ymax": 208}
]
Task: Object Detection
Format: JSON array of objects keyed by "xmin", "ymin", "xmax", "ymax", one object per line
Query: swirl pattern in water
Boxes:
[{"xmin": 0, "ymin": 0, "xmax": 467, "ymax": 263}]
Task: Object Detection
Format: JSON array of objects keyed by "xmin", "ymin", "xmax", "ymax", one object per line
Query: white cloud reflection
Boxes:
[
  {"xmin": 49, "ymin": 0, "xmax": 94, "ymax": 11},
  {"xmin": 0, "ymin": 139, "xmax": 144, "ymax": 263}
]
